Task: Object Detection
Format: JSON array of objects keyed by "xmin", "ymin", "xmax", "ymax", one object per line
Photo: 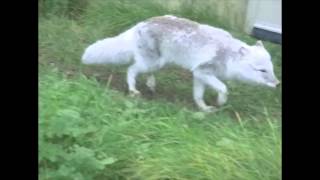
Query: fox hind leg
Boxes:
[{"xmin": 127, "ymin": 63, "xmax": 144, "ymax": 97}]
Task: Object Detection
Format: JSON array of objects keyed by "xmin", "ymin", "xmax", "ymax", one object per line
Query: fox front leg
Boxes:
[
  {"xmin": 193, "ymin": 77, "xmax": 217, "ymax": 112},
  {"xmin": 193, "ymin": 70, "xmax": 229, "ymax": 111},
  {"xmin": 146, "ymin": 74, "xmax": 156, "ymax": 93}
]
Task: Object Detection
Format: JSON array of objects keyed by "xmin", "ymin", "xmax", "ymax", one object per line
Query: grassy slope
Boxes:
[{"xmin": 39, "ymin": 0, "xmax": 281, "ymax": 179}]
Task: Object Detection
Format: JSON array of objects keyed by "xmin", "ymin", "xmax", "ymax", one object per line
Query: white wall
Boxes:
[
  {"xmin": 245, "ymin": 0, "xmax": 282, "ymax": 33},
  {"xmin": 161, "ymin": 0, "xmax": 248, "ymax": 31}
]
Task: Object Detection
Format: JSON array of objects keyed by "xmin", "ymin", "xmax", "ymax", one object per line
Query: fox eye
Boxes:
[
  {"xmin": 258, "ymin": 69, "xmax": 267, "ymax": 73},
  {"xmin": 250, "ymin": 65, "xmax": 267, "ymax": 73}
]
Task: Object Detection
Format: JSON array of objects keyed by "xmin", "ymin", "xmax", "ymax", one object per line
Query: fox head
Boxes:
[{"xmin": 230, "ymin": 40, "xmax": 280, "ymax": 88}]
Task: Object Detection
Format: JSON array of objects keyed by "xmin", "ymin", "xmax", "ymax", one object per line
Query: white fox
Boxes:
[{"xmin": 82, "ymin": 15, "xmax": 280, "ymax": 112}]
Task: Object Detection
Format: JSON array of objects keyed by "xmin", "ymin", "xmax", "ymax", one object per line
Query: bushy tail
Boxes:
[{"xmin": 81, "ymin": 26, "xmax": 137, "ymax": 65}]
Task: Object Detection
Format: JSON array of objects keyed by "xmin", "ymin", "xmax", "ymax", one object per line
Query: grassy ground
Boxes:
[{"xmin": 39, "ymin": 0, "xmax": 282, "ymax": 179}]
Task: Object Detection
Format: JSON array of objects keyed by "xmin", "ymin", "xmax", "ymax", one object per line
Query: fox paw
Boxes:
[
  {"xmin": 200, "ymin": 106, "xmax": 218, "ymax": 113},
  {"xmin": 129, "ymin": 90, "xmax": 141, "ymax": 97}
]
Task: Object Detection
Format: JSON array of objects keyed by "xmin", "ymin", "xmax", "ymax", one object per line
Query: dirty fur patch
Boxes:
[
  {"xmin": 197, "ymin": 45, "xmax": 238, "ymax": 77},
  {"xmin": 137, "ymin": 29, "xmax": 162, "ymax": 60},
  {"xmin": 146, "ymin": 15, "xmax": 199, "ymax": 33}
]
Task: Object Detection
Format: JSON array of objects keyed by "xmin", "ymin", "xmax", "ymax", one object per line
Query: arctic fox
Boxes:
[{"xmin": 82, "ymin": 15, "xmax": 280, "ymax": 112}]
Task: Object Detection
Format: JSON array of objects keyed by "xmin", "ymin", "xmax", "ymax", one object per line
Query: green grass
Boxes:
[
  {"xmin": 39, "ymin": 0, "xmax": 281, "ymax": 179},
  {"xmin": 39, "ymin": 69, "xmax": 281, "ymax": 180}
]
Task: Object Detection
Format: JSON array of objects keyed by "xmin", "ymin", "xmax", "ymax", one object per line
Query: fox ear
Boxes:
[
  {"xmin": 239, "ymin": 47, "xmax": 249, "ymax": 56},
  {"xmin": 256, "ymin": 40, "xmax": 264, "ymax": 48}
]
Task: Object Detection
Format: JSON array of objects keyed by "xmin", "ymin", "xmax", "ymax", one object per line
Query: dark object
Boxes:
[{"xmin": 251, "ymin": 25, "xmax": 282, "ymax": 44}]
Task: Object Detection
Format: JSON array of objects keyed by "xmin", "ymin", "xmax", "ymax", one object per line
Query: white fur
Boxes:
[
  {"xmin": 81, "ymin": 23, "xmax": 142, "ymax": 65},
  {"xmin": 81, "ymin": 15, "xmax": 280, "ymax": 112}
]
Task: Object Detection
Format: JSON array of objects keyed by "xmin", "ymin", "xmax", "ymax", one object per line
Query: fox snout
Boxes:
[
  {"xmin": 265, "ymin": 78, "xmax": 281, "ymax": 88},
  {"xmin": 268, "ymin": 79, "xmax": 281, "ymax": 88}
]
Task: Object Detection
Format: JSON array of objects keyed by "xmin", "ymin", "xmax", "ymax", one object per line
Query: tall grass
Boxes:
[
  {"xmin": 39, "ymin": 0, "xmax": 88, "ymax": 19},
  {"xmin": 39, "ymin": 69, "xmax": 281, "ymax": 180}
]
